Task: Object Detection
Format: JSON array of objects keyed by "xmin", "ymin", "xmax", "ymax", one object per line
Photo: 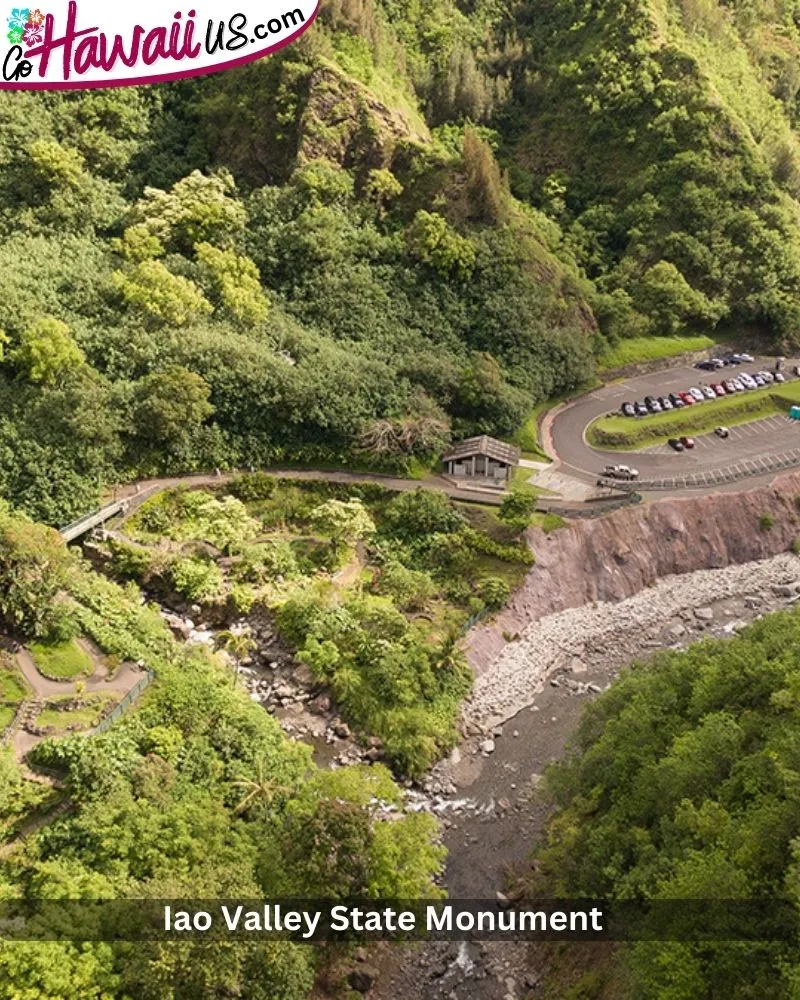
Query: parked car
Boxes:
[
  {"xmin": 715, "ymin": 426, "xmax": 730, "ymax": 438},
  {"xmin": 775, "ymin": 373, "xmax": 786, "ymax": 383},
  {"xmin": 723, "ymin": 356, "xmax": 741, "ymax": 366},
  {"xmin": 753, "ymin": 375, "xmax": 765, "ymax": 387},
  {"xmin": 621, "ymin": 402, "xmax": 636, "ymax": 417},
  {"xmin": 723, "ymin": 379, "xmax": 736, "ymax": 393},
  {"xmin": 668, "ymin": 392, "xmax": 685, "ymax": 407},
  {"xmin": 711, "ymin": 383, "xmax": 726, "ymax": 397},
  {"xmin": 679, "ymin": 391, "xmax": 694, "ymax": 405},
  {"xmin": 650, "ymin": 400, "xmax": 663, "ymax": 413},
  {"xmin": 603, "ymin": 464, "xmax": 640, "ymax": 481},
  {"xmin": 680, "ymin": 436, "xmax": 695, "ymax": 449},
  {"xmin": 668, "ymin": 438, "xmax": 684, "ymax": 452},
  {"xmin": 710, "ymin": 358, "xmax": 725, "ymax": 369},
  {"xmin": 635, "ymin": 402, "xmax": 648, "ymax": 416},
  {"xmin": 731, "ymin": 378, "xmax": 745, "ymax": 391},
  {"xmin": 658, "ymin": 396, "xmax": 673, "ymax": 410},
  {"xmin": 701, "ymin": 385, "xmax": 716, "ymax": 400},
  {"xmin": 644, "ymin": 395, "xmax": 655, "ymax": 406},
  {"xmin": 740, "ymin": 374, "xmax": 757, "ymax": 389},
  {"xmin": 696, "ymin": 360, "xmax": 716, "ymax": 371},
  {"xmin": 758, "ymin": 371, "xmax": 774, "ymax": 384},
  {"xmin": 689, "ymin": 387, "xmax": 704, "ymax": 402},
  {"xmin": 738, "ymin": 352, "xmax": 755, "ymax": 363}
]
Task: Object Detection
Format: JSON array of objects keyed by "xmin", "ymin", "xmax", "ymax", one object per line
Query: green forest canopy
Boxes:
[
  {"xmin": 8, "ymin": 0, "xmax": 800, "ymax": 522},
  {"xmin": 531, "ymin": 606, "xmax": 800, "ymax": 999}
]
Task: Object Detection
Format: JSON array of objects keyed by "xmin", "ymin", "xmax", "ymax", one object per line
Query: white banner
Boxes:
[{"xmin": 0, "ymin": 0, "xmax": 319, "ymax": 89}]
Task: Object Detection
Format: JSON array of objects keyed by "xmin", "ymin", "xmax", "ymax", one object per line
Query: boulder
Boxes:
[
  {"xmin": 480, "ymin": 739, "xmax": 496, "ymax": 755},
  {"xmin": 694, "ymin": 607, "xmax": 714, "ymax": 621},
  {"xmin": 348, "ymin": 965, "xmax": 379, "ymax": 994}
]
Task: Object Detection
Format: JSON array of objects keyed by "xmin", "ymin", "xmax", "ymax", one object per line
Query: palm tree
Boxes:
[
  {"xmin": 435, "ymin": 628, "xmax": 467, "ymax": 673},
  {"xmin": 216, "ymin": 628, "xmax": 256, "ymax": 686},
  {"xmin": 231, "ymin": 756, "xmax": 292, "ymax": 815}
]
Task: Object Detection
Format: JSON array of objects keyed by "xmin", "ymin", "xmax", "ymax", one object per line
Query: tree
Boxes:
[
  {"xmin": 216, "ymin": 627, "xmax": 257, "ymax": 685},
  {"xmin": 0, "ymin": 503, "xmax": 77, "ymax": 639},
  {"xmin": 634, "ymin": 261, "xmax": 716, "ymax": 335},
  {"xmin": 382, "ymin": 489, "xmax": 465, "ymax": 540},
  {"xmin": 112, "ymin": 260, "xmax": 212, "ymax": 327},
  {"xmin": 231, "ymin": 754, "xmax": 292, "ymax": 816},
  {"xmin": 129, "ymin": 367, "xmax": 214, "ymax": 451},
  {"xmin": 127, "ymin": 169, "xmax": 246, "ymax": 253},
  {"xmin": 195, "ymin": 241, "xmax": 270, "ymax": 327},
  {"xmin": 405, "ymin": 210, "xmax": 477, "ymax": 280},
  {"xmin": 12, "ymin": 317, "xmax": 85, "ymax": 385},
  {"xmin": 310, "ymin": 498, "xmax": 376, "ymax": 554}
]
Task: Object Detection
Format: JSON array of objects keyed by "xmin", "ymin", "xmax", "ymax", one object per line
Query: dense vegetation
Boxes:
[
  {"xmin": 105, "ymin": 476, "xmax": 532, "ymax": 776},
  {"xmin": 529, "ymin": 608, "xmax": 800, "ymax": 998},
  {"xmin": 0, "ymin": 500, "xmax": 444, "ymax": 999}
]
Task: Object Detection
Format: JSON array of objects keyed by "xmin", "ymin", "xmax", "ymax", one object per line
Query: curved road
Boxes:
[{"xmin": 549, "ymin": 358, "xmax": 800, "ymax": 489}]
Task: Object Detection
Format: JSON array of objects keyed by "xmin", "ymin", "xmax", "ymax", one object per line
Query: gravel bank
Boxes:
[{"xmin": 466, "ymin": 551, "xmax": 800, "ymax": 729}]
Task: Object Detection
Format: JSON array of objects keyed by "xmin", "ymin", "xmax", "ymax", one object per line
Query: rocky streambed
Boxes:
[{"xmin": 368, "ymin": 549, "xmax": 800, "ymax": 1000}]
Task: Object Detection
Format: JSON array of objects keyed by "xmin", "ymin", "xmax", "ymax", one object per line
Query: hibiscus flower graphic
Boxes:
[
  {"xmin": 22, "ymin": 20, "xmax": 41, "ymax": 45},
  {"xmin": 6, "ymin": 8, "xmax": 30, "ymax": 31},
  {"xmin": 27, "ymin": 7, "xmax": 43, "ymax": 25},
  {"xmin": 6, "ymin": 24, "xmax": 23, "ymax": 44}
]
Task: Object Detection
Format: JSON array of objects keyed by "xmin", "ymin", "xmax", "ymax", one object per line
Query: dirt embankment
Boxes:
[{"xmin": 468, "ymin": 472, "xmax": 800, "ymax": 670}]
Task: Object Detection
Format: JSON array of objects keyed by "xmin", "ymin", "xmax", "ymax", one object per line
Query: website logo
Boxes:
[{"xmin": 1, "ymin": 0, "xmax": 319, "ymax": 89}]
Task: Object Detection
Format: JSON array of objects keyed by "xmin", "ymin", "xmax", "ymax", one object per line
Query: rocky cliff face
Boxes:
[
  {"xmin": 468, "ymin": 472, "xmax": 800, "ymax": 668},
  {"xmin": 297, "ymin": 64, "xmax": 428, "ymax": 171}
]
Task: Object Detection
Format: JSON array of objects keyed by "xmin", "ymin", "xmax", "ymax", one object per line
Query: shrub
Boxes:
[
  {"xmin": 226, "ymin": 472, "xmax": 277, "ymax": 501},
  {"xmin": 170, "ymin": 557, "xmax": 223, "ymax": 602},
  {"xmin": 759, "ymin": 513, "xmax": 776, "ymax": 532},
  {"xmin": 382, "ymin": 489, "xmax": 465, "ymax": 540},
  {"xmin": 792, "ymin": 538, "xmax": 800, "ymax": 555},
  {"xmin": 374, "ymin": 561, "xmax": 438, "ymax": 611},
  {"xmin": 499, "ymin": 491, "xmax": 538, "ymax": 527},
  {"xmin": 478, "ymin": 576, "xmax": 511, "ymax": 610}
]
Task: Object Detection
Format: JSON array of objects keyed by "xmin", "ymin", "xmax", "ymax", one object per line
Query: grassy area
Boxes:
[
  {"xmin": 35, "ymin": 694, "xmax": 114, "ymax": 733},
  {"xmin": 596, "ymin": 335, "xmax": 717, "ymax": 371},
  {"xmin": 29, "ymin": 639, "xmax": 93, "ymax": 680},
  {"xmin": 0, "ymin": 666, "xmax": 27, "ymax": 703},
  {"xmin": 514, "ymin": 382, "xmax": 601, "ymax": 460},
  {"xmin": 0, "ymin": 704, "xmax": 15, "ymax": 732},
  {"xmin": 588, "ymin": 383, "xmax": 800, "ymax": 450}
]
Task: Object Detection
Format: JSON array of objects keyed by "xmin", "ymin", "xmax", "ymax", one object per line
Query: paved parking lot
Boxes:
[
  {"xmin": 549, "ymin": 357, "xmax": 800, "ymax": 492},
  {"xmin": 643, "ymin": 414, "xmax": 792, "ymax": 455}
]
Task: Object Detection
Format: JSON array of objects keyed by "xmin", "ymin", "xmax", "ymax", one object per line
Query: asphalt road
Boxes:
[{"xmin": 549, "ymin": 358, "xmax": 800, "ymax": 488}]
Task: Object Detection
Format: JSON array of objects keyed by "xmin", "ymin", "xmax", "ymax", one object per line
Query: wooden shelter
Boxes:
[{"xmin": 442, "ymin": 435, "xmax": 520, "ymax": 485}]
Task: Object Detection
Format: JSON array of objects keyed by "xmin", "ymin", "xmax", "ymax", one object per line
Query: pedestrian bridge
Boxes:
[{"xmin": 59, "ymin": 486, "xmax": 160, "ymax": 542}]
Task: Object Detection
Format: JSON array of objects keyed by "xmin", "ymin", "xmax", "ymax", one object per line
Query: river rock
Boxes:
[
  {"xmin": 694, "ymin": 607, "xmax": 714, "ymax": 621},
  {"xmin": 348, "ymin": 965, "xmax": 379, "ymax": 993},
  {"xmin": 480, "ymin": 739, "xmax": 495, "ymax": 755}
]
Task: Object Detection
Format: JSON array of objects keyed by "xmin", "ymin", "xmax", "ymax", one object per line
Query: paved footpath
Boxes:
[{"xmin": 8, "ymin": 642, "xmax": 144, "ymax": 761}]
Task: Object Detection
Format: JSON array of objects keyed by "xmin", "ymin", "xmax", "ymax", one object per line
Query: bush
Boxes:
[
  {"xmin": 170, "ymin": 557, "xmax": 224, "ymax": 602},
  {"xmin": 382, "ymin": 489, "xmax": 465, "ymax": 540},
  {"xmin": 226, "ymin": 472, "xmax": 277, "ymax": 501},
  {"xmin": 499, "ymin": 491, "xmax": 538, "ymax": 527},
  {"xmin": 792, "ymin": 538, "xmax": 800, "ymax": 555},
  {"xmin": 759, "ymin": 513, "xmax": 776, "ymax": 532},
  {"xmin": 374, "ymin": 561, "xmax": 438, "ymax": 611},
  {"xmin": 478, "ymin": 577, "xmax": 510, "ymax": 610}
]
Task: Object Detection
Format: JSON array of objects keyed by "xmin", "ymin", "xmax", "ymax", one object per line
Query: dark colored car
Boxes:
[
  {"xmin": 635, "ymin": 402, "xmax": 648, "ymax": 416},
  {"xmin": 696, "ymin": 360, "xmax": 715, "ymax": 371},
  {"xmin": 668, "ymin": 392, "xmax": 685, "ymax": 408},
  {"xmin": 668, "ymin": 438, "xmax": 684, "ymax": 452},
  {"xmin": 680, "ymin": 436, "xmax": 695, "ymax": 449}
]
